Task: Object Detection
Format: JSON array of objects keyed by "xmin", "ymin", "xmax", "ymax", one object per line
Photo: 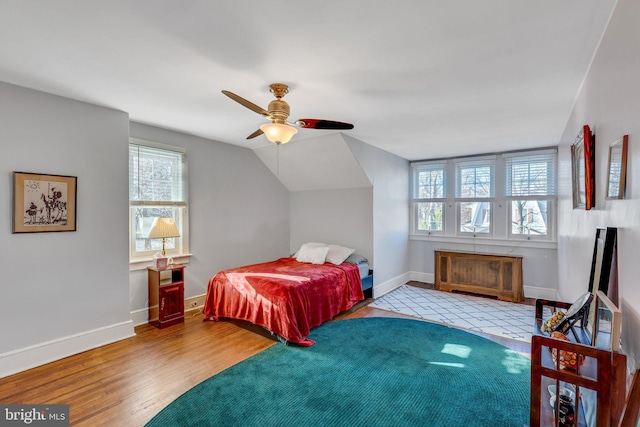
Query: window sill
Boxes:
[
  {"xmin": 409, "ymin": 234, "xmax": 557, "ymax": 249},
  {"xmin": 129, "ymin": 253, "xmax": 193, "ymax": 271}
]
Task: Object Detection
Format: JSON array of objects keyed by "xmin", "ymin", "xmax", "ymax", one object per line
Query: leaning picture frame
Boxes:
[
  {"xmin": 592, "ymin": 291, "xmax": 622, "ymax": 352},
  {"xmin": 12, "ymin": 172, "xmax": 77, "ymax": 233}
]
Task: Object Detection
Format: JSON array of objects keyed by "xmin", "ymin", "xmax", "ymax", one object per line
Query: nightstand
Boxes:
[{"xmin": 147, "ymin": 264, "xmax": 185, "ymax": 328}]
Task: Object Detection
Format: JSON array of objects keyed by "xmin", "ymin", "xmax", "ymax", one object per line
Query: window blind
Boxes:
[
  {"xmin": 129, "ymin": 144, "xmax": 186, "ymax": 205},
  {"xmin": 412, "ymin": 163, "xmax": 446, "ymax": 199},
  {"xmin": 504, "ymin": 150, "xmax": 556, "ymax": 197}
]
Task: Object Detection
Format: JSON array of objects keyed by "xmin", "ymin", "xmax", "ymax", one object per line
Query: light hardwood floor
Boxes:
[{"xmin": 0, "ymin": 301, "xmax": 531, "ymax": 426}]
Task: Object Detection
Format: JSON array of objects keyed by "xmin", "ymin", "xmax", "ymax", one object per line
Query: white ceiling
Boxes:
[{"xmin": 0, "ymin": 0, "xmax": 617, "ymax": 161}]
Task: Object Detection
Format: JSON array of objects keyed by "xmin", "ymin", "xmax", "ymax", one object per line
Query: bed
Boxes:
[{"xmin": 203, "ymin": 244, "xmax": 368, "ymax": 346}]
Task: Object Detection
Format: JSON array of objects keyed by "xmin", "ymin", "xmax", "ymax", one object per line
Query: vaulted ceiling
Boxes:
[{"xmin": 0, "ymin": 1, "xmax": 617, "ymax": 160}]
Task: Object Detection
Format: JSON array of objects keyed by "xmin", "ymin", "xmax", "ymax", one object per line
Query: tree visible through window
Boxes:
[
  {"xmin": 410, "ymin": 148, "xmax": 556, "ymax": 241},
  {"xmin": 505, "ymin": 151, "xmax": 556, "ymax": 237},
  {"xmin": 412, "ymin": 163, "xmax": 445, "ymax": 233},
  {"xmin": 129, "ymin": 142, "xmax": 188, "ymax": 260},
  {"xmin": 455, "ymin": 159, "xmax": 494, "ymax": 235}
]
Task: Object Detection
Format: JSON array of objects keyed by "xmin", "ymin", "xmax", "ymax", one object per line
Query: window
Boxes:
[
  {"xmin": 504, "ymin": 150, "xmax": 556, "ymax": 238},
  {"xmin": 455, "ymin": 157, "xmax": 495, "ymax": 236},
  {"xmin": 411, "ymin": 163, "xmax": 445, "ymax": 234},
  {"xmin": 410, "ymin": 148, "xmax": 557, "ymax": 243},
  {"xmin": 129, "ymin": 141, "xmax": 188, "ymax": 261}
]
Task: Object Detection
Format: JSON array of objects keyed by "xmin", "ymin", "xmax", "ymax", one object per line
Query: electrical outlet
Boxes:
[{"xmin": 190, "ymin": 301, "xmax": 198, "ymax": 307}]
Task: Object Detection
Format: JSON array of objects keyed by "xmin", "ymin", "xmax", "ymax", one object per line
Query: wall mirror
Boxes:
[
  {"xmin": 584, "ymin": 227, "xmax": 618, "ymax": 344},
  {"xmin": 571, "ymin": 125, "xmax": 595, "ymax": 209},
  {"xmin": 606, "ymin": 135, "xmax": 628, "ymax": 199}
]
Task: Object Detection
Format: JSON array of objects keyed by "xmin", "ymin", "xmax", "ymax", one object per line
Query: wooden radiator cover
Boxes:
[{"xmin": 434, "ymin": 250, "xmax": 523, "ymax": 302}]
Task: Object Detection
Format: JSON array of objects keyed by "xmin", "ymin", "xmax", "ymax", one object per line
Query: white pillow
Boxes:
[
  {"xmin": 295, "ymin": 243, "xmax": 329, "ymax": 265},
  {"xmin": 293, "ymin": 242, "xmax": 326, "ymax": 257},
  {"xmin": 325, "ymin": 244, "xmax": 355, "ymax": 265}
]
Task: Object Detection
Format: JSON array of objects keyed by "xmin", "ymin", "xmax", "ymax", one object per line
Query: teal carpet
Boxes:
[{"xmin": 146, "ymin": 317, "xmax": 530, "ymax": 427}]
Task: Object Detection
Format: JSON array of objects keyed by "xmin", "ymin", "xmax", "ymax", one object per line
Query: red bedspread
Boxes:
[{"xmin": 203, "ymin": 257, "xmax": 364, "ymax": 346}]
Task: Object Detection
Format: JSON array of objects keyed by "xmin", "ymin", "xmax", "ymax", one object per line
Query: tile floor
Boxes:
[{"xmin": 369, "ymin": 284, "xmax": 541, "ymax": 342}]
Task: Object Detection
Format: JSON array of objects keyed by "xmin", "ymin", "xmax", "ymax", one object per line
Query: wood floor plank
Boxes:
[{"xmin": 0, "ymin": 301, "xmax": 531, "ymax": 426}]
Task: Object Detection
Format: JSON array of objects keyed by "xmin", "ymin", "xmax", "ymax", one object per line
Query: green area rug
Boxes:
[{"xmin": 146, "ymin": 317, "xmax": 530, "ymax": 427}]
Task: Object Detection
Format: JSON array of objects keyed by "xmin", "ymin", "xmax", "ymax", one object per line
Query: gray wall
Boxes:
[
  {"xmin": 0, "ymin": 82, "xmax": 133, "ymax": 376},
  {"xmin": 557, "ymin": 0, "xmax": 640, "ymax": 370},
  {"xmin": 290, "ymin": 188, "xmax": 373, "ymax": 262},
  {"xmin": 0, "ymin": 82, "xmax": 290, "ymax": 377},
  {"xmin": 344, "ymin": 135, "xmax": 410, "ymax": 292},
  {"xmin": 129, "ymin": 123, "xmax": 290, "ymax": 321}
]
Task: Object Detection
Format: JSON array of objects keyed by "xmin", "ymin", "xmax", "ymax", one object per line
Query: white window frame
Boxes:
[
  {"xmin": 410, "ymin": 162, "xmax": 446, "ymax": 235},
  {"xmin": 503, "ymin": 149, "xmax": 557, "ymax": 241},
  {"xmin": 454, "ymin": 156, "xmax": 495, "ymax": 238},
  {"xmin": 409, "ymin": 148, "xmax": 557, "ymax": 248},
  {"xmin": 129, "ymin": 139, "xmax": 190, "ymax": 267}
]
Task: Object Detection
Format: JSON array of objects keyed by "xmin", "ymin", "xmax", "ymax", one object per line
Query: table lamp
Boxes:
[{"xmin": 148, "ymin": 217, "xmax": 180, "ymax": 257}]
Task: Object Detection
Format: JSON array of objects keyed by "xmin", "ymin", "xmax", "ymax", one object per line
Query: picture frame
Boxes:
[
  {"xmin": 12, "ymin": 172, "xmax": 77, "ymax": 233},
  {"xmin": 592, "ymin": 290, "xmax": 622, "ymax": 352},
  {"xmin": 606, "ymin": 135, "xmax": 628, "ymax": 200},
  {"xmin": 571, "ymin": 125, "xmax": 595, "ymax": 210},
  {"xmin": 584, "ymin": 227, "xmax": 618, "ymax": 341}
]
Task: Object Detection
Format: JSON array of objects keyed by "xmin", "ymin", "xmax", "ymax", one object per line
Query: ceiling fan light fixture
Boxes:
[{"xmin": 259, "ymin": 122, "xmax": 298, "ymax": 144}]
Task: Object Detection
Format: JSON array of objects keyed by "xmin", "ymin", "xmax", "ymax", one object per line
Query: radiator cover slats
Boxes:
[{"xmin": 434, "ymin": 250, "xmax": 523, "ymax": 302}]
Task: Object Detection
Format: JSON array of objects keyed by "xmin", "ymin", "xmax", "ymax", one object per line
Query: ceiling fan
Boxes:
[{"xmin": 222, "ymin": 83, "xmax": 354, "ymax": 145}]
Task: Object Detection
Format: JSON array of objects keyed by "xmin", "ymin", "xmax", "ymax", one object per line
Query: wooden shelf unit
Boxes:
[{"xmin": 530, "ymin": 298, "xmax": 627, "ymax": 427}]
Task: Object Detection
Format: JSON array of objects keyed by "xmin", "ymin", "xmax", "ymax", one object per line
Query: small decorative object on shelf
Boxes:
[
  {"xmin": 153, "ymin": 253, "xmax": 168, "ymax": 270},
  {"xmin": 148, "ymin": 264, "xmax": 185, "ymax": 328},
  {"xmin": 557, "ymin": 394, "xmax": 575, "ymax": 426}
]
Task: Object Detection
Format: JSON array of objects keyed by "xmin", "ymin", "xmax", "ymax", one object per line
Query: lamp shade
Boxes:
[
  {"xmin": 259, "ymin": 122, "xmax": 298, "ymax": 144},
  {"xmin": 148, "ymin": 217, "xmax": 180, "ymax": 239}
]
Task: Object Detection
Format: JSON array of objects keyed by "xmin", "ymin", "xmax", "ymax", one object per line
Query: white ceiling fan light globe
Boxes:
[{"xmin": 260, "ymin": 123, "xmax": 298, "ymax": 144}]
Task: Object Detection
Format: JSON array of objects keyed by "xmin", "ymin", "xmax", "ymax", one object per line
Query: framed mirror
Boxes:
[
  {"xmin": 571, "ymin": 125, "xmax": 595, "ymax": 210},
  {"xmin": 606, "ymin": 135, "xmax": 628, "ymax": 199}
]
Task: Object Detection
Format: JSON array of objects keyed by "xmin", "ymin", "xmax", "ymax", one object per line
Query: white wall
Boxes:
[
  {"xmin": 290, "ymin": 188, "xmax": 373, "ymax": 262},
  {"xmin": 344, "ymin": 135, "xmax": 410, "ymax": 294},
  {"xmin": 0, "ymin": 82, "xmax": 133, "ymax": 377},
  {"xmin": 129, "ymin": 123, "xmax": 290, "ymax": 321},
  {"xmin": 557, "ymin": 0, "xmax": 640, "ymax": 370}
]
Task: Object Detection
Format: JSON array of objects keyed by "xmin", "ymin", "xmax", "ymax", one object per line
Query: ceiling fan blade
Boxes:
[
  {"xmin": 296, "ymin": 118, "xmax": 354, "ymax": 130},
  {"xmin": 246, "ymin": 129, "xmax": 264, "ymax": 139},
  {"xmin": 222, "ymin": 90, "xmax": 270, "ymax": 117}
]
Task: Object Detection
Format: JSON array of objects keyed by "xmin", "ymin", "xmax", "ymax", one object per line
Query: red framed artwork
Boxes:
[{"xmin": 571, "ymin": 125, "xmax": 595, "ymax": 210}]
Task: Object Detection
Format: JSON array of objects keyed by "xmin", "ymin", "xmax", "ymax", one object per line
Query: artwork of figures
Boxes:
[{"xmin": 13, "ymin": 172, "xmax": 77, "ymax": 233}]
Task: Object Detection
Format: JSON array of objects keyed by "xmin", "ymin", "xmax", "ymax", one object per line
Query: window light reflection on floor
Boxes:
[{"xmin": 441, "ymin": 343, "xmax": 472, "ymax": 359}]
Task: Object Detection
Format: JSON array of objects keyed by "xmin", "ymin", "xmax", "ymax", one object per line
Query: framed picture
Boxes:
[
  {"xmin": 13, "ymin": 172, "xmax": 77, "ymax": 233},
  {"xmin": 584, "ymin": 227, "xmax": 618, "ymax": 341},
  {"xmin": 571, "ymin": 125, "xmax": 595, "ymax": 210},
  {"xmin": 591, "ymin": 291, "xmax": 622, "ymax": 352},
  {"xmin": 606, "ymin": 135, "xmax": 628, "ymax": 200}
]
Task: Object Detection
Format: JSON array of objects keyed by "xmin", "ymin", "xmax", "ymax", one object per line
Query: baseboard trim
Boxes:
[
  {"xmin": 0, "ymin": 320, "xmax": 135, "ymax": 379},
  {"xmin": 522, "ymin": 286, "xmax": 559, "ymax": 300},
  {"xmin": 409, "ymin": 271, "xmax": 434, "ymax": 284},
  {"xmin": 406, "ymin": 271, "xmax": 559, "ymax": 301},
  {"xmin": 373, "ymin": 272, "xmax": 411, "ymax": 298}
]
